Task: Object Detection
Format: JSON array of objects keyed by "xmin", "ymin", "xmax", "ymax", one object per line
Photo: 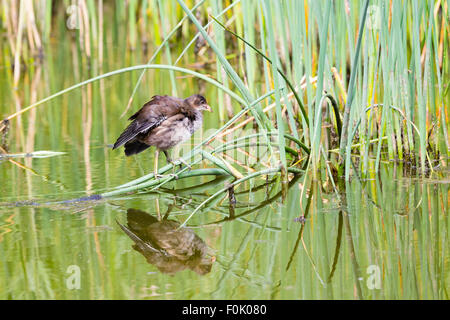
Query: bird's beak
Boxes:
[{"xmin": 204, "ymin": 104, "xmax": 212, "ymax": 112}]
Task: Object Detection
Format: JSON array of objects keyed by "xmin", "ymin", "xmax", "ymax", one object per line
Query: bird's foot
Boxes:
[
  {"xmin": 154, "ymin": 173, "xmax": 178, "ymax": 180},
  {"xmin": 167, "ymin": 173, "xmax": 179, "ymax": 180},
  {"xmin": 176, "ymin": 158, "xmax": 192, "ymax": 171}
]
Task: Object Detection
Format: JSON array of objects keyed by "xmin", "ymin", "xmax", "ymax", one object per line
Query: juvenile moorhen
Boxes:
[{"xmin": 113, "ymin": 94, "xmax": 211, "ymax": 177}]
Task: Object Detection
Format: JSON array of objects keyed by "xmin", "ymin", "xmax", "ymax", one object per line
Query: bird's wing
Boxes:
[
  {"xmin": 116, "ymin": 219, "xmax": 160, "ymax": 253},
  {"xmin": 128, "ymin": 95, "xmax": 183, "ymax": 120},
  {"xmin": 112, "ymin": 118, "xmax": 163, "ymax": 149},
  {"xmin": 113, "ymin": 96, "xmax": 183, "ymax": 149}
]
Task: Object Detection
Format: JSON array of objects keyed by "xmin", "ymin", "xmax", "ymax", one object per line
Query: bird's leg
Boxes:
[
  {"xmin": 163, "ymin": 150, "xmax": 191, "ymax": 171},
  {"xmin": 153, "ymin": 149, "xmax": 177, "ymax": 179},
  {"xmin": 163, "ymin": 203, "xmax": 174, "ymax": 220},
  {"xmin": 153, "ymin": 149, "xmax": 162, "ymax": 179},
  {"xmin": 163, "ymin": 150, "xmax": 173, "ymax": 164},
  {"xmin": 162, "ymin": 150, "xmax": 178, "ymax": 179}
]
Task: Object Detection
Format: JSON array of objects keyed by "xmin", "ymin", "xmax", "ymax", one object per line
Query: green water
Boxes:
[{"xmin": 0, "ymin": 41, "xmax": 448, "ymax": 300}]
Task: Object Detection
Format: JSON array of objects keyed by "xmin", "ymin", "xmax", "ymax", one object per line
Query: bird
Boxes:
[
  {"xmin": 112, "ymin": 94, "xmax": 211, "ymax": 177},
  {"xmin": 117, "ymin": 208, "xmax": 215, "ymax": 275}
]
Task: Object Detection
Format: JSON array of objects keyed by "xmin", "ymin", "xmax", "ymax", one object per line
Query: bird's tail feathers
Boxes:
[{"xmin": 124, "ymin": 140, "xmax": 150, "ymax": 156}]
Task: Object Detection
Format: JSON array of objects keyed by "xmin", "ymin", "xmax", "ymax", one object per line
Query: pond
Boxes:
[
  {"xmin": 1, "ymin": 149, "xmax": 448, "ymax": 299},
  {"xmin": 0, "ymin": 2, "xmax": 448, "ymax": 300}
]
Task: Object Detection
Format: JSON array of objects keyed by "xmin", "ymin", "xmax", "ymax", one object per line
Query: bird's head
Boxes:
[{"xmin": 185, "ymin": 94, "xmax": 212, "ymax": 112}]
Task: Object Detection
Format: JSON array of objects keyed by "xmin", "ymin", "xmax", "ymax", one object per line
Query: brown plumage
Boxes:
[
  {"xmin": 117, "ymin": 208, "xmax": 214, "ymax": 275},
  {"xmin": 113, "ymin": 94, "xmax": 211, "ymax": 174}
]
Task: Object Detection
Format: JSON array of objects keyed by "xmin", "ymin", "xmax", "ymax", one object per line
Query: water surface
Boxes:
[{"xmin": 0, "ymin": 41, "xmax": 448, "ymax": 300}]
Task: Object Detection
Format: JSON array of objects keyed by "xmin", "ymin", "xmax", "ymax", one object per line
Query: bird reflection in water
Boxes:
[{"xmin": 117, "ymin": 208, "xmax": 215, "ymax": 275}]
